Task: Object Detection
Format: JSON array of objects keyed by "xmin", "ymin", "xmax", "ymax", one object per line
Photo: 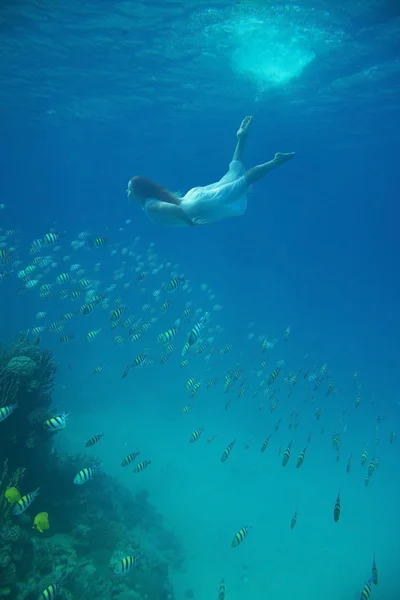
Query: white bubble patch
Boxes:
[{"xmin": 183, "ymin": 4, "xmax": 344, "ymax": 90}]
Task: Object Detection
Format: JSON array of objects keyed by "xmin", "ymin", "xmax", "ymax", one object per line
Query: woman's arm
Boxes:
[{"xmin": 146, "ymin": 200, "xmax": 195, "ymax": 226}]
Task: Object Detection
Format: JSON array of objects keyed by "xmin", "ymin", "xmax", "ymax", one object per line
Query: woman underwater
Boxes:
[{"xmin": 127, "ymin": 116, "xmax": 295, "ymax": 227}]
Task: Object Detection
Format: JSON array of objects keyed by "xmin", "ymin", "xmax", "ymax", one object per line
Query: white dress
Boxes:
[{"xmin": 143, "ymin": 160, "xmax": 248, "ymax": 227}]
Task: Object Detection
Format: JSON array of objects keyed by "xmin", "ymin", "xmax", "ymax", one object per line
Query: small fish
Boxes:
[
  {"xmin": 44, "ymin": 412, "xmax": 70, "ymax": 431},
  {"xmin": 13, "ymin": 487, "xmax": 40, "ymax": 515},
  {"xmin": 187, "ymin": 313, "xmax": 209, "ymax": 347},
  {"xmin": 85, "ymin": 433, "xmax": 104, "ymax": 447},
  {"xmin": 0, "ymin": 403, "xmax": 18, "ymax": 422},
  {"xmin": 371, "ymin": 554, "xmax": 378, "ymax": 585},
  {"xmin": 367, "ymin": 458, "xmax": 376, "ymax": 478},
  {"xmin": 42, "ymin": 232, "xmax": 60, "ymax": 245},
  {"xmin": 165, "ymin": 276, "xmax": 184, "ymax": 292},
  {"xmin": 121, "ymin": 451, "xmax": 140, "ymax": 467},
  {"xmin": 114, "ymin": 555, "xmax": 138, "ymax": 574},
  {"xmin": 361, "ymin": 449, "xmax": 368, "ymax": 466},
  {"xmin": 346, "ymin": 454, "xmax": 352, "ymax": 474},
  {"xmin": 133, "ymin": 460, "xmax": 152, "ymax": 473},
  {"xmin": 218, "ymin": 577, "xmax": 225, "ymax": 600},
  {"xmin": 0, "ymin": 249, "xmax": 9, "ymax": 264},
  {"xmin": 90, "ymin": 236, "xmax": 109, "ymax": 247},
  {"xmin": 81, "ymin": 301, "xmax": 96, "ymax": 316},
  {"xmin": 160, "ymin": 300, "xmax": 172, "ymax": 312},
  {"xmin": 132, "ymin": 351, "xmax": 148, "ymax": 368},
  {"xmin": 181, "ymin": 342, "xmax": 190, "ymax": 357},
  {"xmin": 39, "ymin": 583, "xmax": 60, "ymax": 600},
  {"xmin": 333, "ymin": 492, "xmax": 341, "ymax": 523},
  {"xmin": 73, "ymin": 464, "xmax": 101, "ymax": 485},
  {"xmin": 281, "ymin": 441, "xmax": 292, "ymax": 467},
  {"xmin": 59, "ymin": 334, "xmax": 75, "ymax": 343},
  {"xmin": 221, "ymin": 440, "xmax": 235, "ymax": 463},
  {"xmin": 260, "ymin": 436, "xmax": 271, "ymax": 453},
  {"xmin": 56, "ymin": 272, "xmax": 70, "ymax": 285},
  {"xmin": 158, "ymin": 327, "xmax": 179, "ymax": 344},
  {"xmin": 121, "ymin": 363, "xmax": 132, "ymax": 379},
  {"xmin": 189, "ymin": 428, "xmax": 204, "ymax": 443},
  {"xmin": 290, "ymin": 509, "xmax": 298, "ymax": 530},
  {"xmin": 296, "ymin": 447, "xmax": 307, "ymax": 468},
  {"xmin": 87, "ymin": 328, "xmax": 102, "ymax": 341},
  {"xmin": 360, "ymin": 578, "xmax": 372, "ymax": 600},
  {"xmin": 231, "ymin": 525, "xmax": 250, "ymax": 548},
  {"xmin": 111, "ymin": 307, "xmax": 126, "ymax": 322},
  {"xmin": 268, "ymin": 365, "xmax": 282, "ymax": 386}
]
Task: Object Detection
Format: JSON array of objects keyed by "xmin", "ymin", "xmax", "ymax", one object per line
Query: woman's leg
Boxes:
[
  {"xmin": 245, "ymin": 152, "xmax": 295, "ymax": 186},
  {"xmin": 232, "ymin": 116, "xmax": 253, "ymax": 162}
]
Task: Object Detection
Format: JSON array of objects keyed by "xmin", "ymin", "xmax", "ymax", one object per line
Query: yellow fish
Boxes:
[
  {"xmin": 4, "ymin": 487, "xmax": 20, "ymax": 504},
  {"xmin": 33, "ymin": 512, "xmax": 50, "ymax": 533}
]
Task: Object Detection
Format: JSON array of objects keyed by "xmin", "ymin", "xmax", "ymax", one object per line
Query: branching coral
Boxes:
[
  {"xmin": 0, "ymin": 460, "xmax": 26, "ymax": 526},
  {"xmin": 0, "ymin": 374, "xmax": 19, "ymax": 408}
]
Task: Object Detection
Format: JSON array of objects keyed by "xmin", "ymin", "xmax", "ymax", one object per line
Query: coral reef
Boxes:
[
  {"xmin": 0, "ymin": 330, "xmax": 57, "ymax": 486},
  {"xmin": 0, "ymin": 334, "xmax": 181, "ymax": 599}
]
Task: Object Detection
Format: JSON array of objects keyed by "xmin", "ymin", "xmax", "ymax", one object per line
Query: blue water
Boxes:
[{"xmin": 1, "ymin": 1, "xmax": 400, "ymax": 599}]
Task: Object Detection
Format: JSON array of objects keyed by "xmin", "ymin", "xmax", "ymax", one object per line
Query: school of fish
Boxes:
[{"xmin": 0, "ymin": 220, "xmax": 394, "ymax": 600}]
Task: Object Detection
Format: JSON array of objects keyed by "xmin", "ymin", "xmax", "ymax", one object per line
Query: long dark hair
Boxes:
[{"xmin": 128, "ymin": 176, "xmax": 179, "ymax": 205}]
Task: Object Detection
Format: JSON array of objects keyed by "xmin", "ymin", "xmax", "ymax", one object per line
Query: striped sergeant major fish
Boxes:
[
  {"xmin": 42, "ymin": 231, "xmax": 62, "ymax": 245},
  {"xmin": 133, "ymin": 460, "xmax": 152, "ymax": 473},
  {"xmin": 13, "ymin": 487, "xmax": 40, "ymax": 515},
  {"xmin": 164, "ymin": 276, "xmax": 184, "ymax": 292},
  {"xmin": 121, "ymin": 451, "xmax": 140, "ymax": 467},
  {"xmin": 158, "ymin": 327, "xmax": 179, "ymax": 344},
  {"xmin": 346, "ymin": 454, "xmax": 352, "ymax": 473},
  {"xmin": 114, "ymin": 555, "xmax": 139, "ymax": 574},
  {"xmin": 44, "ymin": 412, "xmax": 70, "ymax": 431},
  {"xmin": 0, "ymin": 402, "xmax": 18, "ymax": 423},
  {"xmin": 281, "ymin": 440, "xmax": 292, "ymax": 467},
  {"xmin": 73, "ymin": 464, "xmax": 101, "ymax": 485},
  {"xmin": 221, "ymin": 440, "xmax": 235, "ymax": 463},
  {"xmin": 333, "ymin": 491, "xmax": 341, "ymax": 523},
  {"xmin": 85, "ymin": 433, "xmax": 104, "ymax": 447},
  {"xmin": 131, "ymin": 351, "xmax": 148, "ymax": 368},
  {"xmin": 189, "ymin": 428, "xmax": 204, "ymax": 443},
  {"xmin": 296, "ymin": 447, "xmax": 307, "ymax": 468},
  {"xmin": 360, "ymin": 575, "xmax": 374, "ymax": 600},
  {"xmin": 231, "ymin": 525, "xmax": 251, "ymax": 548},
  {"xmin": 218, "ymin": 577, "xmax": 225, "ymax": 600},
  {"xmin": 39, "ymin": 583, "xmax": 60, "ymax": 600},
  {"xmin": 187, "ymin": 312, "xmax": 210, "ymax": 347}
]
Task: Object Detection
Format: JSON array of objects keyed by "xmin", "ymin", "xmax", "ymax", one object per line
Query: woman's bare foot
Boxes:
[
  {"xmin": 237, "ymin": 116, "xmax": 253, "ymax": 140},
  {"xmin": 274, "ymin": 152, "xmax": 296, "ymax": 165}
]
